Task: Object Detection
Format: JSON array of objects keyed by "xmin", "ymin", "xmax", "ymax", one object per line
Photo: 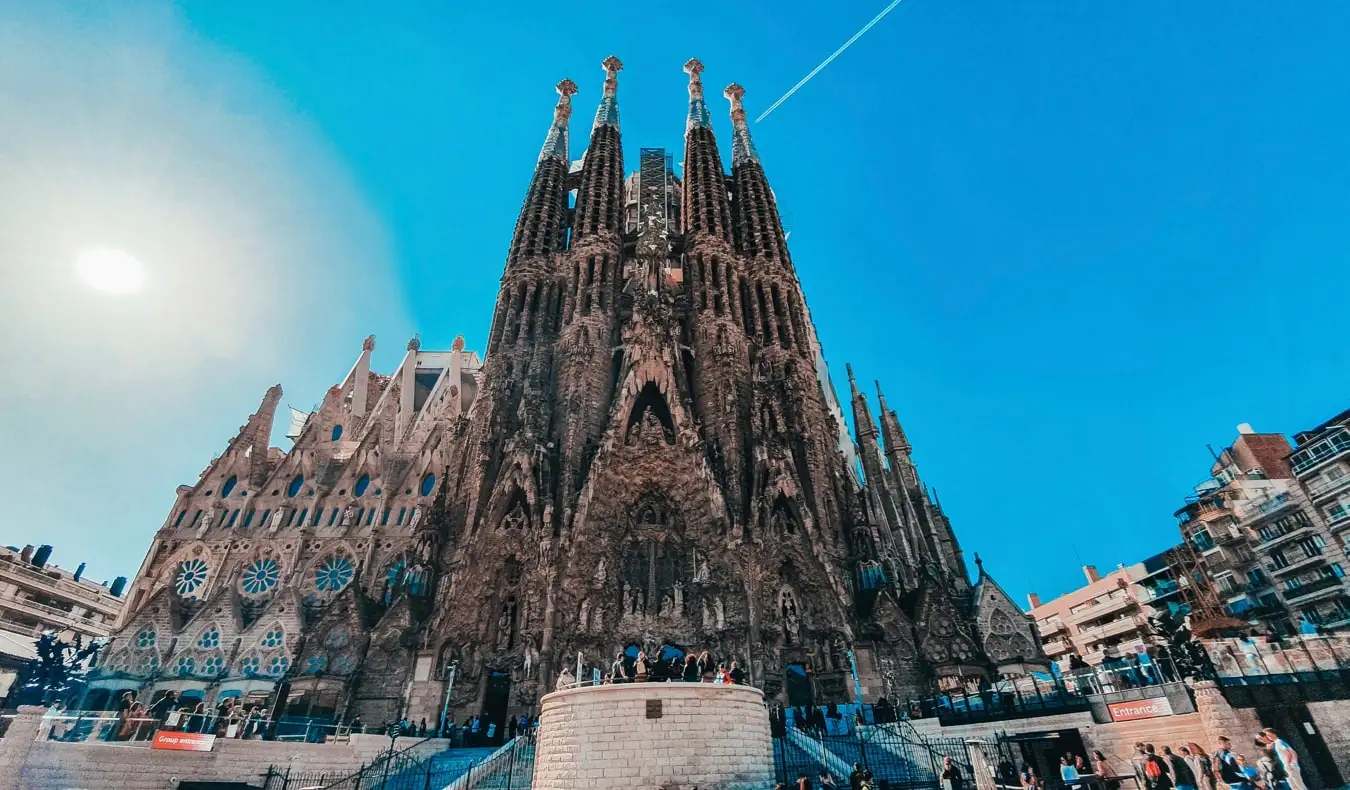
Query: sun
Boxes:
[{"xmin": 75, "ymin": 248, "xmax": 146, "ymax": 295}]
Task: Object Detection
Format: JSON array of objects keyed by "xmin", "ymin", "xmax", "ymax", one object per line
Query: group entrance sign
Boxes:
[{"xmin": 151, "ymin": 730, "xmax": 218, "ymax": 752}]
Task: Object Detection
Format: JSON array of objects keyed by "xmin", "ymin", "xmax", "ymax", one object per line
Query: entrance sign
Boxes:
[
  {"xmin": 152, "ymin": 731, "xmax": 217, "ymax": 751},
  {"xmin": 1107, "ymin": 696, "xmax": 1173, "ymax": 722}
]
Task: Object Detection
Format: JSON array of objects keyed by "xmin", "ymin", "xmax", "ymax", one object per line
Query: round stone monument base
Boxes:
[{"xmin": 532, "ymin": 682, "xmax": 773, "ymax": 790}]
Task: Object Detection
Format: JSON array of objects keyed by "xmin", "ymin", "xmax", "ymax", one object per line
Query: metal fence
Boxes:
[
  {"xmin": 260, "ymin": 735, "xmax": 535, "ymax": 790},
  {"xmin": 773, "ymin": 722, "xmax": 1010, "ymax": 790}
]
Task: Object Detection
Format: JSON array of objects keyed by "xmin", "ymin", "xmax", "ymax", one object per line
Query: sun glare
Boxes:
[{"xmin": 75, "ymin": 248, "xmax": 146, "ymax": 295}]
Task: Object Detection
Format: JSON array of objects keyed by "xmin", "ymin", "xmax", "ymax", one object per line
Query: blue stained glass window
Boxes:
[
  {"xmin": 397, "ymin": 507, "xmax": 406, "ymax": 525},
  {"xmin": 175, "ymin": 656, "xmax": 196, "ymax": 677},
  {"xmin": 331, "ymin": 424, "xmax": 343, "ymax": 442},
  {"xmin": 421, "ymin": 474, "xmax": 436, "ymax": 497},
  {"xmin": 306, "ymin": 655, "xmax": 328, "ymax": 675},
  {"xmin": 202, "ymin": 655, "xmax": 225, "ymax": 676},
  {"xmin": 242, "ymin": 558, "xmax": 281, "ymax": 595},
  {"xmin": 243, "ymin": 510, "xmax": 255, "ymax": 528},
  {"xmin": 328, "ymin": 509, "xmax": 339, "ymax": 527},
  {"xmin": 288, "ymin": 474, "xmax": 305, "ymax": 497},
  {"xmin": 297, "ymin": 509, "xmax": 308, "ymax": 526},
  {"xmin": 241, "ymin": 656, "xmax": 261, "ymax": 675},
  {"xmin": 261, "ymin": 628, "xmax": 285, "ymax": 649},
  {"xmin": 267, "ymin": 655, "xmax": 290, "ymax": 677},
  {"xmin": 175, "ymin": 558, "xmax": 210, "ymax": 597},
  {"xmin": 221, "ymin": 476, "xmax": 237, "ymax": 498},
  {"xmin": 260, "ymin": 510, "xmax": 271, "ymax": 529},
  {"xmin": 365, "ymin": 508, "xmax": 375, "ymax": 526},
  {"xmin": 174, "ymin": 511, "xmax": 186, "ymax": 528},
  {"xmin": 324, "ymin": 629, "xmax": 350, "ymax": 649},
  {"xmin": 354, "ymin": 474, "xmax": 371, "ymax": 497},
  {"xmin": 381, "ymin": 508, "xmax": 390, "ymax": 526},
  {"xmin": 227, "ymin": 509, "xmax": 239, "ymax": 527},
  {"xmin": 196, "ymin": 627, "xmax": 220, "ymax": 649},
  {"xmin": 315, "ymin": 556, "xmax": 355, "ymax": 593},
  {"xmin": 136, "ymin": 629, "xmax": 156, "ymax": 648}
]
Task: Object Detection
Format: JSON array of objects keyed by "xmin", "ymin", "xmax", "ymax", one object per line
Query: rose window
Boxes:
[
  {"xmin": 314, "ymin": 555, "xmax": 355, "ymax": 593},
  {"xmin": 241, "ymin": 558, "xmax": 281, "ymax": 595},
  {"xmin": 174, "ymin": 558, "xmax": 210, "ymax": 597}
]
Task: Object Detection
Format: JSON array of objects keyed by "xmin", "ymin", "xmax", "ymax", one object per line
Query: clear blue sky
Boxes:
[{"xmin": 3, "ymin": 0, "xmax": 1349, "ymax": 606}]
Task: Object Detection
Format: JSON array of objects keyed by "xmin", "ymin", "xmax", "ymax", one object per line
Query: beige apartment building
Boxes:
[{"xmin": 1027, "ymin": 564, "xmax": 1155, "ymax": 675}]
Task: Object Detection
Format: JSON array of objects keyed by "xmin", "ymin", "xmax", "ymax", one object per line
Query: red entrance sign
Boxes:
[
  {"xmin": 1107, "ymin": 696, "xmax": 1174, "ymax": 722},
  {"xmin": 151, "ymin": 730, "xmax": 217, "ymax": 752}
]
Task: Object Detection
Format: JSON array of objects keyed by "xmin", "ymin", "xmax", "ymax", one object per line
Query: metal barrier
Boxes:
[
  {"xmin": 259, "ymin": 735, "xmax": 536, "ymax": 790},
  {"xmin": 773, "ymin": 722, "xmax": 1009, "ymax": 790}
]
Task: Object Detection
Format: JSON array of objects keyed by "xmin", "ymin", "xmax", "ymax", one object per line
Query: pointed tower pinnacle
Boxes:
[
  {"xmin": 593, "ymin": 56, "xmax": 623, "ymax": 130},
  {"xmin": 875, "ymin": 381, "xmax": 912, "ymax": 456},
  {"xmin": 846, "ymin": 363, "xmax": 862, "ymax": 400},
  {"xmin": 685, "ymin": 58, "xmax": 712, "ymax": 132},
  {"xmin": 723, "ymin": 83, "xmax": 760, "ymax": 166},
  {"xmin": 539, "ymin": 79, "xmax": 578, "ymax": 162}
]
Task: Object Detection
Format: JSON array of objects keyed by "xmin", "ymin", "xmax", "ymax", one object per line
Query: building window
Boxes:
[
  {"xmin": 173, "ymin": 511, "xmax": 186, "ymax": 528},
  {"xmin": 331, "ymin": 424, "xmax": 343, "ymax": 442},
  {"xmin": 421, "ymin": 473, "xmax": 436, "ymax": 497},
  {"xmin": 261, "ymin": 628, "xmax": 285, "ymax": 649},
  {"xmin": 242, "ymin": 558, "xmax": 281, "ymax": 595},
  {"xmin": 196, "ymin": 627, "xmax": 220, "ymax": 649},
  {"xmin": 365, "ymin": 508, "xmax": 375, "ymax": 526},
  {"xmin": 288, "ymin": 475, "xmax": 305, "ymax": 497},
  {"xmin": 1333, "ymin": 564, "xmax": 1345, "ymax": 578},
  {"xmin": 135, "ymin": 629, "xmax": 156, "ymax": 648},
  {"xmin": 328, "ymin": 509, "xmax": 339, "ymax": 527},
  {"xmin": 243, "ymin": 509, "xmax": 255, "ymax": 528},
  {"xmin": 296, "ymin": 508, "xmax": 307, "ymax": 526},
  {"xmin": 381, "ymin": 508, "xmax": 390, "ymax": 526},
  {"xmin": 315, "ymin": 555, "xmax": 355, "ymax": 593},
  {"xmin": 1286, "ymin": 578, "xmax": 1303, "ymax": 591},
  {"xmin": 354, "ymin": 474, "xmax": 371, "ymax": 497},
  {"xmin": 226, "ymin": 509, "xmax": 239, "ymax": 528},
  {"xmin": 221, "ymin": 476, "xmax": 238, "ymax": 498},
  {"xmin": 174, "ymin": 559, "xmax": 210, "ymax": 597},
  {"xmin": 260, "ymin": 509, "xmax": 271, "ymax": 529},
  {"xmin": 397, "ymin": 507, "xmax": 406, "ymax": 525},
  {"xmin": 1272, "ymin": 551, "xmax": 1290, "ymax": 569}
]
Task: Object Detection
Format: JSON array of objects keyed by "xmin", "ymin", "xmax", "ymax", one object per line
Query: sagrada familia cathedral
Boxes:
[{"xmin": 93, "ymin": 58, "xmax": 1046, "ymax": 729}]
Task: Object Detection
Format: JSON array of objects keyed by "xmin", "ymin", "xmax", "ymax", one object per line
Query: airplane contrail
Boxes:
[{"xmin": 755, "ymin": 0, "xmax": 906, "ymax": 124}]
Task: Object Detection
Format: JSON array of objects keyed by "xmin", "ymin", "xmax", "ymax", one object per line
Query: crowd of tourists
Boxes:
[
  {"xmin": 556, "ymin": 649, "xmax": 749, "ymax": 688},
  {"xmin": 1017, "ymin": 730, "xmax": 1308, "ymax": 790}
]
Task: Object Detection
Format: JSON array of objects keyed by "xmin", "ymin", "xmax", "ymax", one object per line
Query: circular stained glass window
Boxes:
[
  {"xmin": 196, "ymin": 627, "xmax": 220, "ymax": 649},
  {"xmin": 261, "ymin": 628, "xmax": 285, "ymax": 649},
  {"xmin": 202, "ymin": 655, "xmax": 225, "ymax": 676},
  {"xmin": 174, "ymin": 558, "xmax": 210, "ymax": 597},
  {"xmin": 175, "ymin": 656, "xmax": 196, "ymax": 677},
  {"xmin": 267, "ymin": 655, "xmax": 290, "ymax": 677},
  {"xmin": 241, "ymin": 558, "xmax": 281, "ymax": 595},
  {"xmin": 315, "ymin": 555, "xmax": 355, "ymax": 593},
  {"xmin": 354, "ymin": 474, "xmax": 371, "ymax": 497},
  {"xmin": 306, "ymin": 655, "xmax": 328, "ymax": 675},
  {"xmin": 324, "ymin": 629, "xmax": 350, "ymax": 649},
  {"xmin": 136, "ymin": 629, "xmax": 156, "ymax": 648}
]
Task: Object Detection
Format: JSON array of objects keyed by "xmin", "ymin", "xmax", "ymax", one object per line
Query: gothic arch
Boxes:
[{"xmin": 625, "ymin": 381, "xmax": 675, "ymax": 445}]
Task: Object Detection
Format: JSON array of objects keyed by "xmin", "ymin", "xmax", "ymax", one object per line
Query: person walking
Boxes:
[
  {"xmin": 1094, "ymin": 751, "xmax": 1120, "ymax": 790},
  {"xmin": 1253, "ymin": 738, "xmax": 1289, "ymax": 790},
  {"xmin": 850, "ymin": 763, "xmax": 867, "ymax": 790},
  {"xmin": 1182, "ymin": 745, "xmax": 1215, "ymax": 790},
  {"xmin": 1132, "ymin": 743, "xmax": 1152, "ymax": 790},
  {"xmin": 1143, "ymin": 744, "xmax": 1174, "ymax": 790},
  {"xmin": 1215, "ymin": 737, "xmax": 1253, "ymax": 790},
  {"xmin": 1262, "ymin": 729, "xmax": 1305, "ymax": 790},
  {"xmin": 820, "ymin": 771, "xmax": 839, "ymax": 789},
  {"xmin": 1166, "ymin": 746, "xmax": 1197, "ymax": 790}
]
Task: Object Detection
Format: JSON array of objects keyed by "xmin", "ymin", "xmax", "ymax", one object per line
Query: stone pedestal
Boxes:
[
  {"xmin": 0, "ymin": 705, "xmax": 48, "ymax": 790},
  {"xmin": 532, "ymin": 683, "xmax": 773, "ymax": 790}
]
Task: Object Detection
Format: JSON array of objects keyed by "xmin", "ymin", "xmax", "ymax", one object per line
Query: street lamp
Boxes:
[{"xmin": 438, "ymin": 660, "xmax": 458, "ymax": 737}]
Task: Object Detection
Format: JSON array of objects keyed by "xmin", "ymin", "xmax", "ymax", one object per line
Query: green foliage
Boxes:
[{"xmin": 11, "ymin": 632, "xmax": 102, "ymax": 706}]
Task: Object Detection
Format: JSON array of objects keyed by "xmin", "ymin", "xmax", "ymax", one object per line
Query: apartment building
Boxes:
[
  {"xmin": 0, "ymin": 545, "xmax": 126, "ymax": 640},
  {"xmin": 1027, "ymin": 564, "xmax": 1154, "ymax": 673},
  {"xmin": 1285, "ymin": 409, "xmax": 1350, "ymax": 629},
  {"xmin": 1175, "ymin": 423, "xmax": 1350, "ymax": 636}
]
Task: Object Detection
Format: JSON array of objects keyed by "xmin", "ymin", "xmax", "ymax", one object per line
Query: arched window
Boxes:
[
  {"xmin": 397, "ymin": 507, "xmax": 407, "ymax": 525},
  {"xmin": 421, "ymin": 473, "xmax": 436, "ymax": 497},
  {"xmin": 288, "ymin": 474, "xmax": 305, "ymax": 497},
  {"xmin": 173, "ymin": 511, "xmax": 186, "ymax": 528},
  {"xmin": 354, "ymin": 474, "xmax": 371, "ymax": 497},
  {"xmin": 624, "ymin": 381, "xmax": 676, "ymax": 445},
  {"xmin": 226, "ymin": 509, "xmax": 239, "ymax": 528},
  {"xmin": 331, "ymin": 424, "xmax": 343, "ymax": 442},
  {"xmin": 221, "ymin": 476, "xmax": 238, "ymax": 498}
]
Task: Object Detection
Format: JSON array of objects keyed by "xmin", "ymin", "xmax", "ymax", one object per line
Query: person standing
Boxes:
[
  {"xmin": 683, "ymin": 654, "xmax": 700, "ymax": 682},
  {"xmin": 1166, "ymin": 746, "xmax": 1197, "ymax": 790},
  {"xmin": 798, "ymin": 773, "xmax": 814, "ymax": 790},
  {"xmin": 508, "ymin": 715, "xmax": 518, "ymax": 740},
  {"xmin": 820, "ymin": 772, "xmax": 839, "ymax": 789},
  {"xmin": 1262, "ymin": 729, "xmax": 1305, "ymax": 790},
  {"xmin": 1132, "ymin": 743, "xmax": 1152, "ymax": 790},
  {"xmin": 943, "ymin": 756, "xmax": 966, "ymax": 790},
  {"xmin": 610, "ymin": 652, "xmax": 628, "ymax": 683},
  {"xmin": 850, "ymin": 763, "xmax": 867, "ymax": 790},
  {"xmin": 1182, "ymin": 746, "xmax": 1215, "ymax": 790},
  {"xmin": 729, "ymin": 661, "xmax": 746, "ymax": 685},
  {"xmin": 634, "ymin": 651, "xmax": 649, "ymax": 683},
  {"xmin": 1094, "ymin": 751, "xmax": 1120, "ymax": 790}
]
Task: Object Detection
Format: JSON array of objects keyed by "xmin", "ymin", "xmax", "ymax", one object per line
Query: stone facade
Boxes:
[
  {"xmin": 95, "ymin": 58, "xmax": 1046, "ymax": 731},
  {"xmin": 533, "ymin": 683, "xmax": 772, "ymax": 790}
]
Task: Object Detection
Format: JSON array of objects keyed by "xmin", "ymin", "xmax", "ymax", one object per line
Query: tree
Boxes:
[
  {"xmin": 10, "ymin": 632, "xmax": 103, "ymax": 707},
  {"xmin": 1147, "ymin": 610, "xmax": 1215, "ymax": 681}
]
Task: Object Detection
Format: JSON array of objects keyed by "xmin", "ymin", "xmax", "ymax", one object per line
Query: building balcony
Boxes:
[
  {"xmin": 1141, "ymin": 580, "xmax": 1182, "ymax": 602},
  {"xmin": 1328, "ymin": 512, "xmax": 1350, "ymax": 533},
  {"xmin": 1270, "ymin": 553, "xmax": 1328, "ymax": 578},
  {"xmin": 1256, "ymin": 522, "xmax": 1315, "ymax": 551},
  {"xmin": 1306, "ymin": 474, "xmax": 1350, "ymax": 502},
  {"xmin": 0, "ymin": 594, "xmax": 110, "ymax": 636},
  {"xmin": 1284, "ymin": 575, "xmax": 1347, "ymax": 603},
  {"xmin": 1080, "ymin": 616, "xmax": 1145, "ymax": 642},
  {"xmin": 1291, "ymin": 427, "xmax": 1350, "ymax": 477},
  {"xmin": 1241, "ymin": 492, "xmax": 1300, "ymax": 521},
  {"xmin": 0, "ymin": 561, "xmax": 122, "ymax": 616},
  {"xmin": 1071, "ymin": 595, "xmax": 1136, "ymax": 623},
  {"xmin": 1042, "ymin": 639, "xmax": 1073, "ymax": 657},
  {"xmin": 1038, "ymin": 619, "xmax": 1069, "ymax": 636}
]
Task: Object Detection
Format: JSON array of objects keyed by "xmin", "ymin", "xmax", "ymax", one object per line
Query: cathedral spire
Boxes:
[
  {"xmin": 847, "ymin": 364, "xmax": 918, "ymax": 581},
  {"xmin": 593, "ymin": 56, "xmax": 622, "ymax": 130},
  {"xmin": 685, "ymin": 58, "xmax": 712, "ymax": 132},
  {"xmin": 875, "ymin": 381, "xmax": 912, "ymax": 456},
  {"xmin": 539, "ymin": 79, "xmax": 578, "ymax": 163},
  {"xmin": 572, "ymin": 57, "xmax": 626, "ymax": 243},
  {"xmin": 681, "ymin": 59, "xmax": 734, "ymax": 245},
  {"xmin": 723, "ymin": 83, "xmax": 759, "ymax": 166}
]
